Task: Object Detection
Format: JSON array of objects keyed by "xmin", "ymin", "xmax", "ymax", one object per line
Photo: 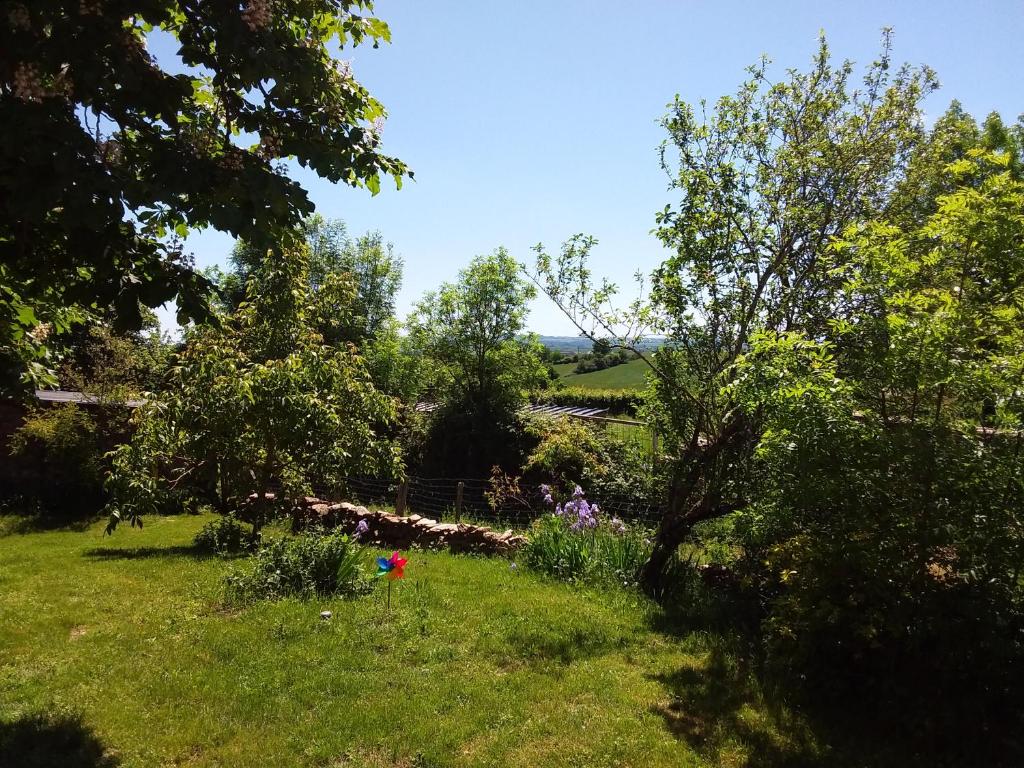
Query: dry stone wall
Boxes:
[{"xmin": 287, "ymin": 496, "xmax": 528, "ymax": 555}]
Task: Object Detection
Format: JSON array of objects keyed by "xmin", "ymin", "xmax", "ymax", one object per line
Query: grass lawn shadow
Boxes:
[
  {"xmin": 648, "ymin": 644, "xmax": 824, "ymax": 768},
  {"xmin": 0, "ymin": 713, "xmax": 119, "ymax": 768},
  {"xmin": 82, "ymin": 543, "xmax": 216, "ymax": 561}
]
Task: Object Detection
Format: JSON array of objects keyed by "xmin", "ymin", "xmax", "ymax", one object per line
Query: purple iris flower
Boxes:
[{"xmin": 354, "ymin": 519, "xmax": 370, "ymax": 540}]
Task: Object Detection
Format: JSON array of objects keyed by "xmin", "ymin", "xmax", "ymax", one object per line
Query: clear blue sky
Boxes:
[{"xmin": 155, "ymin": 0, "xmax": 1024, "ymax": 335}]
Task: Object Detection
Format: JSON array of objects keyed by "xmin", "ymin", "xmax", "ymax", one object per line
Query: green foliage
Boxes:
[
  {"xmin": 225, "ymin": 528, "xmax": 370, "ymax": 603},
  {"xmin": 573, "ymin": 348, "xmax": 631, "ymax": 374},
  {"xmin": 522, "ymin": 511, "xmax": 651, "ymax": 588},
  {"xmin": 54, "ymin": 313, "xmax": 172, "ymax": 397},
  {"xmin": 524, "ymin": 417, "xmax": 661, "ymax": 499},
  {"xmin": 8, "ymin": 404, "xmax": 107, "ymax": 513},
  {"xmin": 226, "ymin": 214, "xmax": 404, "ymax": 346},
  {"xmin": 531, "ymin": 386, "xmax": 643, "ymax": 414},
  {"xmin": 105, "ymin": 242, "xmax": 402, "ymax": 533},
  {"xmin": 193, "ymin": 514, "xmax": 253, "ymax": 555},
  {"xmin": 717, "ymin": 152, "xmax": 1024, "ymax": 741},
  {"xmin": 533, "ymin": 33, "xmax": 939, "ymax": 592},
  {"xmin": 1, "ymin": 1, "xmax": 409, "ymax": 392},
  {"xmin": 408, "ymin": 250, "xmax": 548, "ymax": 475}
]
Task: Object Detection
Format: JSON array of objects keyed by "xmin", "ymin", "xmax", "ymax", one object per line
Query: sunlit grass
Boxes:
[{"xmin": 1, "ymin": 512, "xmax": 841, "ymax": 767}]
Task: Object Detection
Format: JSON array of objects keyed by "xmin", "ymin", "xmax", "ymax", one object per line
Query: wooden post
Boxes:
[
  {"xmin": 455, "ymin": 481, "xmax": 465, "ymax": 523},
  {"xmin": 396, "ymin": 479, "xmax": 409, "ymax": 516}
]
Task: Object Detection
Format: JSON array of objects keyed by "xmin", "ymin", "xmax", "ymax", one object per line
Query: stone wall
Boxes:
[{"xmin": 287, "ymin": 496, "xmax": 528, "ymax": 555}]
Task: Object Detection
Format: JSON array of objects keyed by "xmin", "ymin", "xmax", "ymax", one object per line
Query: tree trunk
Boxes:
[{"xmin": 639, "ymin": 413, "xmax": 751, "ymax": 597}]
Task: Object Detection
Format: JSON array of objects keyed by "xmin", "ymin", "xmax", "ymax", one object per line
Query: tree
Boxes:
[
  {"xmin": 54, "ymin": 309, "xmax": 172, "ymax": 398},
  {"xmin": 225, "ymin": 214, "xmax": 403, "ymax": 343},
  {"xmin": 408, "ymin": 249, "xmax": 547, "ymax": 475},
  {"xmin": 721, "ymin": 151, "xmax": 1024, "ymax": 750},
  {"xmin": 533, "ymin": 33, "xmax": 937, "ymax": 593},
  {"xmin": 1, "ymin": 0, "xmax": 409, "ymax": 394},
  {"xmin": 105, "ymin": 241, "xmax": 401, "ymax": 534}
]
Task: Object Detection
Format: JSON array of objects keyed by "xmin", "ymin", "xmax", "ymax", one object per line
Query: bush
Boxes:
[
  {"xmin": 521, "ymin": 487, "xmax": 652, "ymax": 586},
  {"xmin": 194, "ymin": 515, "xmax": 253, "ymax": 555},
  {"xmin": 7, "ymin": 404, "xmax": 110, "ymax": 516},
  {"xmin": 524, "ymin": 417, "xmax": 663, "ymax": 500},
  {"xmin": 225, "ymin": 528, "xmax": 371, "ymax": 603}
]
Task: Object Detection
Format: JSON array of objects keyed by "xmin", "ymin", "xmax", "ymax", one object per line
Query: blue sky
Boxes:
[{"xmin": 155, "ymin": 0, "xmax": 1024, "ymax": 335}]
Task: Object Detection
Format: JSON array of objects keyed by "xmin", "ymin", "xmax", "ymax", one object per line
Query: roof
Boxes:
[
  {"xmin": 34, "ymin": 390, "xmax": 146, "ymax": 408},
  {"xmin": 414, "ymin": 401, "xmax": 614, "ymax": 420}
]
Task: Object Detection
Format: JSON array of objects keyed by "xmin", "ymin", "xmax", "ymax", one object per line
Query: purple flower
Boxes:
[
  {"xmin": 572, "ymin": 484, "xmax": 584, "ymax": 499},
  {"xmin": 354, "ymin": 519, "xmax": 370, "ymax": 540},
  {"xmin": 539, "ymin": 484, "xmax": 551, "ymax": 496},
  {"xmin": 610, "ymin": 517, "xmax": 626, "ymax": 535},
  {"xmin": 543, "ymin": 493, "xmax": 553, "ymax": 505}
]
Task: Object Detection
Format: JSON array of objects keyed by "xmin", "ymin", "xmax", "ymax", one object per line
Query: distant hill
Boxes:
[
  {"xmin": 537, "ymin": 335, "xmax": 663, "ymax": 355},
  {"xmin": 552, "ymin": 358, "xmax": 650, "ymax": 391}
]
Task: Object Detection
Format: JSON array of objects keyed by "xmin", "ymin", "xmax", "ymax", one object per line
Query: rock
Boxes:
[{"xmin": 320, "ymin": 610, "xmax": 332, "ymax": 620}]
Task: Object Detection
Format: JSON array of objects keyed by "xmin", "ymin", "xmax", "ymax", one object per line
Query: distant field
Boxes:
[{"xmin": 553, "ymin": 358, "xmax": 649, "ymax": 390}]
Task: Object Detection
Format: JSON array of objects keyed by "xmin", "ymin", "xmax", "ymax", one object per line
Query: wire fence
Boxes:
[{"xmin": 305, "ymin": 475, "xmax": 666, "ymax": 528}]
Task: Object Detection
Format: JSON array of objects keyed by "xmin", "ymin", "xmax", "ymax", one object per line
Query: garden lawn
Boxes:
[
  {"xmin": 1, "ymin": 513, "xmax": 832, "ymax": 768},
  {"xmin": 555, "ymin": 358, "xmax": 649, "ymax": 390}
]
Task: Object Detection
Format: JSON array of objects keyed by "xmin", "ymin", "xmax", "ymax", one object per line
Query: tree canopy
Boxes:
[
  {"xmin": 106, "ymin": 241, "xmax": 401, "ymax": 533},
  {"xmin": 1, "ymin": 0, "xmax": 409, "ymax": 394}
]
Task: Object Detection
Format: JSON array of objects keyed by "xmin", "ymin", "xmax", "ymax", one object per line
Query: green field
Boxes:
[
  {"xmin": 553, "ymin": 358, "xmax": 649, "ymax": 390},
  {"xmin": 0, "ymin": 512, "xmax": 863, "ymax": 768}
]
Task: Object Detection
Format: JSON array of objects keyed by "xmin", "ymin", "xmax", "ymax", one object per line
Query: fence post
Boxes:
[
  {"xmin": 455, "ymin": 481, "xmax": 464, "ymax": 523},
  {"xmin": 396, "ymin": 479, "xmax": 409, "ymax": 516}
]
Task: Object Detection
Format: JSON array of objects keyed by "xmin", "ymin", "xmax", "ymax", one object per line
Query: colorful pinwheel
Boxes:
[
  {"xmin": 376, "ymin": 551, "xmax": 407, "ymax": 611},
  {"xmin": 376, "ymin": 551, "xmax": 407, "ymax": 580}
]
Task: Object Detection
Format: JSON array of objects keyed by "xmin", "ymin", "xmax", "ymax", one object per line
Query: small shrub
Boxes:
[
  {"xmin": 521, "ymin": 485, "xmax": 652, "ymax": 586},
  {"xmin": 225, "ymin": 528, "xmax": 371, "ymax": 603},
  {"xmin": 194, "ymin": 515, "xmax": 253, "ymax": 555}
]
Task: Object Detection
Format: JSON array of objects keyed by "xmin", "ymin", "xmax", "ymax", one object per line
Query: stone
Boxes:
[{"xmin": 320, "ymin": 610, "xmax": 332, "ymax": 620}]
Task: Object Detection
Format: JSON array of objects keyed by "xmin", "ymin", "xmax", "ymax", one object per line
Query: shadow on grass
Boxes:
[
  {"xmin": 647, "ymin": 578, "xmax": 1023, "ymax": 768},
  {"xmin": 648, "ymin": 644, "xmax": 825, "ymax": 768},
  {"xmin": 83, "ymin": 544, "xmax": 212, "ymax": 561},
  {"xmin": 0, "ymin": 514, "xmax": 97, "ymax": 536},
  {"xmin": 0, "ymin": 713, "xmax": 119, "ymax": 768},
  {"xmin": 500, "ymin": 623, "xmax": 631, "ymax": 665}
]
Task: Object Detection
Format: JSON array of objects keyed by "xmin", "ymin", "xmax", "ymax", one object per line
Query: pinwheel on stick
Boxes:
[{"xmin": 376, "ymin": 551, "xmax": 407, "ymax": 610}]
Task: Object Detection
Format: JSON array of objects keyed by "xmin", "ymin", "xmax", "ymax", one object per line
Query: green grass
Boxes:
[
  {"xmin": 554, "ymin": 358, "xmax": 649, "ymax": 390},
  {"xmin": 1, "ymin": 512, "xmax": 859, "ymax": 767}
]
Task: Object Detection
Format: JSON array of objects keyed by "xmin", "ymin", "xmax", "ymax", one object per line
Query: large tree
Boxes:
[
  {"xmin": 533, "ymin": 33, "xmax": 938, "ymax": 592},
  {"xmin": 1, "ymin": 0, "xmax": 409, "ymax": 394},
  {"xmin": 105, "ymin": 241, "xmax": 401, "ymax": 533},
  {"xmin": 408, "ymin": 249, "xmax": 547, "ymax": 475},
  {"xmin": 223, "ymin": 214, "xmax": 403, "ymax": 343}
]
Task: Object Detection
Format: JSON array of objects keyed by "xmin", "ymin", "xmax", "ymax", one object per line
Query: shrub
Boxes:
[
  {"xmin": 521, "ymin": 486, "xmax": 652, "ymax": 586},
  {"xmin": 524, "ymin": 417, "xmax": 663, "ymax": 500},
  {"xmin": 225, "ymin": 529, "xmax": 371, "ymax": 603},
  {"xmin": 193, "ymin": 515, "xmax": 253, "ymax": 555},
  {"xmin": 7, "ymin": 404, "xmax": 108, "ymax": 516}
]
